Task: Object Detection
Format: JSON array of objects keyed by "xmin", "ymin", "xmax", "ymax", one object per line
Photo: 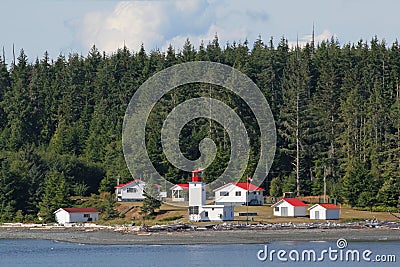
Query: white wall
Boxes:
[
  {"xmin": 273, "ymin": 201, "xmax": 294, "ymax": 216},
  {"xmin": 200, "ymin": 205, "xmax": 234, "ymax": 221},
  {"xmin": 309, "ymin": 206, "xmax": 340, "ymax": 220},
  {"xmin": 116, "ymin": 182, "xmax": 145, "ymax": 201},
  {"xmin": 273, "ymin": 201, "xmax": 307, "ymax": 217},
  {"xmin": 214, "ymin": 184, "xmax": 263, "ymax": 206},
  {"xmin": 55, "ymin": 210, "xmax": 99, "ymax": 224},
  {"xmin": 189, "ymin": 182, "xmax": 205, "ymax": 206},
  {"xmin": 55, "ymin": 210, "xmax": 70, "ymax": 224}
]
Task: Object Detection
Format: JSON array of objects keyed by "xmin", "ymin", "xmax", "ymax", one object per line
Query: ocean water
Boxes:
[{"xmin": 0, "ymin": 239, "xmax": 398, "ymax": 267}]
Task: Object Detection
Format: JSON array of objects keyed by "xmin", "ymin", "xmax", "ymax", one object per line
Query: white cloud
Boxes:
[
  {"xmin": 288, "ymin": 29, "xmax": 335, "ymax": 49},
  {"xmin": 74, "ymin": 0, "xmax": 269, "ymax": 54},
  {"xmin": 76, "ymin": 0, "xmax": 219, "ymax": 53}
]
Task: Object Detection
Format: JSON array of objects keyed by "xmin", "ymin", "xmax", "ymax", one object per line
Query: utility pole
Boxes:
[
  {"xmin": 323, "ymin": 166, "xmax": 327, "ymax": 203},
  {"xmin": 295, "ymin": 37, "xmax": 301, "ymax": 197}
]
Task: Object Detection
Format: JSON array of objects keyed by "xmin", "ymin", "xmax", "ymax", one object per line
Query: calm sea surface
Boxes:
[{"xmin": 0, "ymin": 239, "xmax": 398, "ymax": 267}]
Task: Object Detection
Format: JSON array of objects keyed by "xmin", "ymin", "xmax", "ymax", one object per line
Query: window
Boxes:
[
  {"xmin": 189, "ymin": 206, "xmax": 199, "ymax": 215},
  {"xmin": 83, "ymin": 214, "xmax": 90, "ymax": 218},
  {"xmin": 204, "ymin": 211, "xmax": 209, "ymax": 217},
  {"xmin": 235, "ymin": 191, "xmax": 241, "ymax": 196},
  {"xmin": 220, "ymin": 191, "xmax": 229, "ymax": 196},
  {"xmin": 127, "ymin": 188, "xmax": 137, "ymax": 193},
  {"xmin": 274, "ymin": 207, "xmax": 279, "ymax": 212}
]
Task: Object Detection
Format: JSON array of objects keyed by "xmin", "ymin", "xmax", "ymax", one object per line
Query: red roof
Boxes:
[
  {"xmin": 62, "ymin": 208, "xmax": 99, "ymax": 213},
  {"xmin": 318, "ymin": 203, "xmax": 340, "ymax": 209},
  {"xmin": 233, "ymin": 182, "xmax": 264, "ymax": 191},
  {"xmin": 115, "ymin": 180, "xmax": 142, "ymax": 188},
  {"xmin": 170, "ymin": 183, "xmax": 189, "ymax": 190},
  {"xmin": 213, "ymin": 182, "xmax": 264, "ymax": 191},
  {"xmin": 273, "ymin": 198, "xmax": 307, "ymax": 207}
]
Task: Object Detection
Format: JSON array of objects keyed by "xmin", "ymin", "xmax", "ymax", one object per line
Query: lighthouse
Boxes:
[
  {"xmin": 188, "ymin": 168, "xmax": 234, "ymax": 222},
  {"xmin": 189, "ymin": 168, "xmax": 206, "ymax": 206},
  {"xmin": 188, "ymin": 168, "xmax": 206, "ymax": 221}
]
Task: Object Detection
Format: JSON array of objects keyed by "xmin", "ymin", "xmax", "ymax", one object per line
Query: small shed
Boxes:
[
  {"xmin": 271, "ymin": 198, "xmax": 307, "ymax": 217},
  {"xmin": 308, "ymin": 203, "xmax": 340, "ymax": 220},
  {"xmin": 170, "ymin": 183, "xmax": 189, "ymax": 202},
  {"xmin": 54, "ymin": 208, "xmax": 100, "ymax": 224}
]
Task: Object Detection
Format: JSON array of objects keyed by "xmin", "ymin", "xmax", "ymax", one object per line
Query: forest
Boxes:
[{"xmin": 0, "ymin": 35, "xmax": 399, "ymax": 222}]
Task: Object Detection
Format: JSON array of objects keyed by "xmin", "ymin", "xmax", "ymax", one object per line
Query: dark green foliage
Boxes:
[
  {"xmin": 140, "ymin": 181, "xmax": 162, "ymax": 216},
  {"xmin": 38, "ymin": 169, "xmax": 70, "ymax": 222},
  {"xmin": 0, "ymin": 35, "xmax": 399, "ymax": 223}
]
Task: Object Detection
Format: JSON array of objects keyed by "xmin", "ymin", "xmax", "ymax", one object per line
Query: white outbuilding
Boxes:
[
  {"xmin": 213, "ymin": 182, "xmax": 264, "ymax": 206},
  {"xmin": 308, "ymin": 203, "xmax": 340, "ymax": 220},
  {"xmin": 54, "ymin": 207, "xmax": 100, "ymax": 224},
  {"xmin": 271, "ymin": 198, "xmax": 307, "ymax": 217}
]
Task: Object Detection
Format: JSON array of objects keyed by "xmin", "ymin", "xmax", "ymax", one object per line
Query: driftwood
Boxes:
[{"xmin": 389, "ymin": 211, "xmax": 400, "ymax": 220}]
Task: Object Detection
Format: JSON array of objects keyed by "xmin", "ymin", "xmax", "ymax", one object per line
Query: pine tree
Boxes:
[{"xmin": 38, "ymin": 170, "xmax": 70, "ymax": 222}]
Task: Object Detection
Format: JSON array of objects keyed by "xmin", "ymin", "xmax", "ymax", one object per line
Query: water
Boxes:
[{"xmin": 0, "ymin": 239, "xmax": 398, "ymax": 267}]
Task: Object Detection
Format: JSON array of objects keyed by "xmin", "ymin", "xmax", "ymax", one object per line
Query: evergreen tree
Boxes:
[{"xmin": 38, "ymin": 169, "xmax": 70, "ymax": 222}]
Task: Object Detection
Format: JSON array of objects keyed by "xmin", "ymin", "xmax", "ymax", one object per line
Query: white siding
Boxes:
[
  {"xmin": 309, "ymin": 205, "xmax": 340, "ymax": 220},
  {"xmin": 116, "ymin": 181, "xmax": 146, "ymax": 201},
  {"xmin": 54, "ymin": 209, "xmax": 99, "ymax": 224},
  {"xmin": 214, "ymin": 184, "xmax": 263, "ymax": 206},
  {"xmin": 189, "ymin": 205, "xmax": 234, "ymax": 222},
  {"xmin": 273, "ymin": 201, "xmax": 306, "ymax": 217},
  {"xmin": 55, "ymin": 210, "xmax": 70, "ymax": 224},
  {"xmin": 189, "ymin": 182, "xmax": 206, "ymax": 206}
]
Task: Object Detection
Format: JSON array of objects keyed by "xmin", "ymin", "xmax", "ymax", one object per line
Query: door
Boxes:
[
  {"xmin": 315, "ymin": 211, "xmax": 320, "ymax": 219},
  {"xmin": 281, "ymin": 207, "xmax": 288, "ymax": 216}
]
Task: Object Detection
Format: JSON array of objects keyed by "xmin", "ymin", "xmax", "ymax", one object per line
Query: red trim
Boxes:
[
  {"xmin": 62, "ymin": 208, "xmax": 99, "ymax": 213},
  {"xmin": 318, "ymin": 203, "xmax": 340, "ymax": 209},
  {"xmin": 213, "ymin": 182, "xmax": 264, "ymax": 191},
  {"xmin": 272, "ymin": 198, "xmax": 307, "ymax": 207},
  {"xmin": 170, "ymin": 184, "xmax": 189, "ymax": 190},
  {"xmin": 115, "ymin": 180, "xmax": 142, "ymax": 188}
]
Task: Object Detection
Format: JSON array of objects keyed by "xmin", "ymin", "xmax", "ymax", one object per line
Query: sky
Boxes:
[{"xmin": 1, "ymin": 0, "xmax": 400, "ymax": 64}]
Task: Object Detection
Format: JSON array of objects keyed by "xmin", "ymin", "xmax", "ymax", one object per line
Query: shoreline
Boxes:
[{"xmin": 0, "ymin": 227, "xmax": 399, "ymax": 245}]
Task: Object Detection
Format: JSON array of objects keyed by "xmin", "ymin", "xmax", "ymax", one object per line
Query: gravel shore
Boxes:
[{"xmin": 0, "ymin": 227, "xmax": 399, "ymax": 245}]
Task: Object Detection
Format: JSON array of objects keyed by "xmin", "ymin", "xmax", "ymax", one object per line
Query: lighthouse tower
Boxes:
[{"xmin": 188, "ymin": 168, "xmax": 206, "ymax": 221}]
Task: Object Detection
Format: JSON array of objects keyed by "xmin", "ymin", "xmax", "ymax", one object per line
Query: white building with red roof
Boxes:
[
  {"xmin": 308, "ymin": 203, "xmax": 340, "ymax": 220},
  {"xmin": 213, "ymin": 182, "xmax": 264, "ymax": 206},
  {"xmin": 271, "ymin": 198, "xmax": 308, "ymax": 217},
  {"xmin": 54, "ymin": 207, "xmax": 100, "ymax": 224},
  {"xmin": 170, "ymin": 183, "xmax": 189, "ymax": 202},
  {"xmin": 115, "ymin": 180, "xmax": 146, "ymax": 201}
]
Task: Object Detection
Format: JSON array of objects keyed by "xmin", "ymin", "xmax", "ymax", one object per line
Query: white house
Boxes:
[
  {"xmin": 188, "ymin": 169, "xmax": 234, "ymax": 222},
  {"xmin": 170, "ymin": 183, "xmax": 189, "ymax": 202},
  {"xmin": 271, "ymin": 198, "xmax": 307, "ymax": 217},
  {"xmin": 54, "ymin": 208, "xmax": 100, "ymax": 224},
  {"xmin": 308, "ymin": 203, "xmax": 340, "ymax": 220},
  {"xmin": 115, "ymin": 180, "xmax": 146, "ymax": 201},
  {"xmin": 213, "ymin": 182, "xmax": 264, "ymax": 206}
]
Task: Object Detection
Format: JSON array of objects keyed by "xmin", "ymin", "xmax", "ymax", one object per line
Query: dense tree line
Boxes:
[{"xmin": 0, "ymin": 35, "xmax": 399, "ymax": 221}]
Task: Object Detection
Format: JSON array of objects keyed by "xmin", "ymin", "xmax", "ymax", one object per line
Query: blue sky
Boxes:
[{"xmin": 1, "ymin": 0, "xmax": 400, "ymax": 64}]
